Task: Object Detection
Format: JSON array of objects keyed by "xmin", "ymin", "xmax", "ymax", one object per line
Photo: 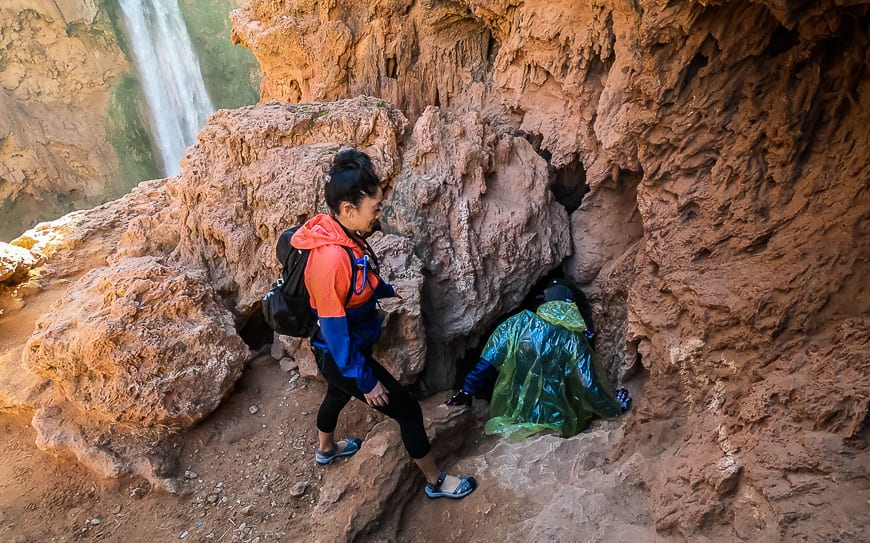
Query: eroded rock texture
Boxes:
[
  {"xmin": 159, "ymin": 97, "xmax": 431, "ymax": 383},
  {"xmin": 0, "ymin": 242, "xmax": 38, "ymax": 285},
  {"xmin": 234, "ymin": 0, "xmax": 870, "ymax": 539},
  {"xmin": 23, "ymin": 256, "xmax": 248, "ymax": 428},
  {"xmin": 166, "ymin": 96, "xmax": 407, "ymax": 313},
  {"xmin": 1, "ymin": 98, "xmax": 433, "ymax": 480},
  {"xmin": 385, "ymin": 106, "xmax": 571, "ymax": 384}
]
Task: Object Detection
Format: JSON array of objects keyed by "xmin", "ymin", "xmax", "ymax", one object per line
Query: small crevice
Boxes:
[
  {"xmin": 237, "ymin": 303, "xmax": 274, "ymax": 350},
  {"xmin": 385, "ymin": 55, "xmax": 398, "ymax": 79},
  {"xmin": 764, "ymin": 25, "xmax": 800, "ymax": 57},
  {"xmin": 679, "ymin": 51, "xmax": 708, "ymax": 96},
  {"xmin": 549, "ymin": 157, "xmax": 589, "ymax": 213}
]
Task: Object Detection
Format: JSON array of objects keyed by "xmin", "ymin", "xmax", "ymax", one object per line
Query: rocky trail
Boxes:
[{"xmin": 0, "ymin": 349, "xmax": 652, "ymax": 543}]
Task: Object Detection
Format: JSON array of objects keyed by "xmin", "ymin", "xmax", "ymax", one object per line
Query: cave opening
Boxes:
[
  {"xmin": 517, "ymin": 131, "xmax": 591, "ymax": 213},
  {"xmin": 549, "ymin": 156, "xmax": 590, "ymax": 213},
  {"xmin": 679, "ymin": 51, "xmax": 708, "ymax": 96},
  {"xmin": 237, "ymin": 302, "xmax": 274, "ymax": 351},
  {"xmin": 764, "ymin": 25, "xmax": 800, "ymax": 57}
]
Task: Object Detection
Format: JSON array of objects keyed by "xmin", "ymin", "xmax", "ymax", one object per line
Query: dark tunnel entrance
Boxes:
[{"xmin": 548, "ymin": 156, "xmax": 589, "ymax": 214}]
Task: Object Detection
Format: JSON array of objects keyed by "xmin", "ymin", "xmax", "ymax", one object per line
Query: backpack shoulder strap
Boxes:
[
  {"xmin": 342, "ymin": 246, "xmax": 355, "ymax": 306},
  {"xmin": 277, "ymin": 226, "xmax": 301, "ymax": 269}
]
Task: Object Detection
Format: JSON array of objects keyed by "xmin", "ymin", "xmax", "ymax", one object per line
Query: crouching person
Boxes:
[{"xmin": 447, "ymin": 282, "xmax": 631, "ymax": 439}]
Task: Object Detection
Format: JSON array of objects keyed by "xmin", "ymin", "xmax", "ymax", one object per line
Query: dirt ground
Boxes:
[{"xmin": 0, "ymin": 351, "xmax": 519, "ymax": 543}]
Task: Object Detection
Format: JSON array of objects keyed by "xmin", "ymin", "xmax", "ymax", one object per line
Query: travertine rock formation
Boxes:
[
  {"xmin": 1, "ymin": 98, "xmax": 434, "ymax": 479},
  {"xmin": 160, "ymin": 97, "xmax": 430, "ymax": 383},
  {"xmin": 167, "ymin": 97, "xmax": 407, "ymax": 313},
  {"xmin": 0, "ymin": 242, "xmax": 38, "ymax": 285},
  {"xmin": 234, "ymin": 0, "xmax": 870, "ymax": 539},
  {"xmin": 385, "ymin": 106, "xmax": 571, "ymax": 384},
  {"xmin": 0, "ymin": 178, "xmax": 185, "ymax": 486},
  {"xmin": 0, "ymin": 1, "xmax": 866, "ymax": 539},
  {"xmin": 23, "ymin": 255, "xmax": 249, "ymax": 428}
]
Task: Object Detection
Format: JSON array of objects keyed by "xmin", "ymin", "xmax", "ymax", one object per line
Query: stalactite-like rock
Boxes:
[{"xmin": 234, "ymin": 0, "xmax": 870, "ymax": 539}]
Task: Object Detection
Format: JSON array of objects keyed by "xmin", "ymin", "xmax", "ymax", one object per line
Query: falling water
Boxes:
[{"xmin": 119, "ymin": 0, "xmax": 214, "ymax": 176}]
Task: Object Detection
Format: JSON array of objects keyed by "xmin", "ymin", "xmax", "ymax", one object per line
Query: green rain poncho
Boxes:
[{"xmin": 481, "ymin": 301, "xmax": 622, "ymax": 439}]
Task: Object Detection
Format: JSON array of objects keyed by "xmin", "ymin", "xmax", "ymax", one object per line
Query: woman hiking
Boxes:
[{"xmin": 290, "ymin": 148, "xmax": 477, "ymax": 500}]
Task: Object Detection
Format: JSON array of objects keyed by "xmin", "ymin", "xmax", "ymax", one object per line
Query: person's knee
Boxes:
[
  {"xmin": 400, "ymin": 397, "xmax": 424, "ymax": 425},
  {"xmin": 386, "ymin": 386, "xmax": 419, "ymax": 410}
]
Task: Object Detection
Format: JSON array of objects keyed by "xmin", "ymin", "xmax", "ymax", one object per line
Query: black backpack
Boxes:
[{"xmin": 262, "ymin": 225, "xmax": 355, "ymax": 337}]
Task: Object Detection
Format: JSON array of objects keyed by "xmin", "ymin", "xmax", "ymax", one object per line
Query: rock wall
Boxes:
[
  {"xmin": 233, "ymin": 0, "xmax": 870, "ymax": 539},
  {"xmin": 0, "ymin": 0, "xmax": 261, "ymax": 242},
  {"xmin": 0, "ymin": 1, "xmax": 129, "ymax": 241},
  {"xmin": 0, "ymin": 0, "xmax": 866, "ymax": 539}
]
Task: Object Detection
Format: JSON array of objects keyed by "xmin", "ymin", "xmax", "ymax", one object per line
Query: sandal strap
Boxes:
[
  {"xmin": 428, "ymin": 470, "xmax": 447, "ymax": 491},
  {"xmin": 316, "ymin": 442, "xmax": 338, "ymax": 457},
  {"xmin": 454, "ymin": 477, "xmax": 474, "ymax": 494}
]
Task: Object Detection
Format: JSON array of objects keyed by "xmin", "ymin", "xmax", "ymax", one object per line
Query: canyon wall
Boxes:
[
  {"xmin": 233, "ymin": 0, "xmax": 870, "ymax": 539},
  {"xmin": 0, "ymin": 1, "xmax": 133, "ymax": 241},
  {"xmin": 0, "ymin": 0, "xmax": 261, "ymax": 242}
]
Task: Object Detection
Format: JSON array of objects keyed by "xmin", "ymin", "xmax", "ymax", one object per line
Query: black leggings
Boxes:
[{"xmin": 314, "ymin": 347, "xmax": 431, "ymax": 459}]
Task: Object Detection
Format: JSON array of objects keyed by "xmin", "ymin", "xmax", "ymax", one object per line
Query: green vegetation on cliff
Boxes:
[
  {"xmin": 99, "ymin": 0, "xmax": 162, "ymax": 184},
  {"xmin": 106, "ymin": 75, "xmax": 162, "ymax": 186},
  {"xmin": 100, "ymin": 0, "xmax": 260, "ymax": 184},
  {"xmin": 178, "ymin": 0, "xmax": 260, "ymax": 110}
]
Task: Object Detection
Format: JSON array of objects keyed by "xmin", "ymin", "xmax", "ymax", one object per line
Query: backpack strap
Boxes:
[
  {"xmin": 342, "ymin": 246, "xmax": 356, "ymax": 306},
  {"xmin": 334, "ymin": 218, "xmax": 380, "ymax": 270}
]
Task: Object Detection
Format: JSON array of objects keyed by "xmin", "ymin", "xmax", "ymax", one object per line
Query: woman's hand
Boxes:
[
  {"xmin": 364, "ymin": 381, "xmax": 390, "ymax": 407},
  {"xmin": 389, "ymin": 283, "xmax": 402, "ymax": 299}
]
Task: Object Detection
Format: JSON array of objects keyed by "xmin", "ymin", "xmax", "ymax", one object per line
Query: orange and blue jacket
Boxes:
[{"xmin": 291, "ymin": 214, "xmax": 395, "ymax": 393}]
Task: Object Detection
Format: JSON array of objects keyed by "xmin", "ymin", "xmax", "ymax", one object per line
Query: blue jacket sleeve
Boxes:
[
  {"xmin": 461, "ymin": 358, "xmax": 498, "ymax": 396},
  {"xmin": 374, "ymin": 279, "xmax": 395, "ymax": 299},
  {"xmin": 318, "ymin": 316, "xmax": 378, "ymax": 393}
]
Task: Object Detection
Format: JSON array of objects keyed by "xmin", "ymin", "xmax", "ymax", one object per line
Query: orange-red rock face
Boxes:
[{"xmin": 234, "ymin": 0, "xmax": 869, "ymax": 539}]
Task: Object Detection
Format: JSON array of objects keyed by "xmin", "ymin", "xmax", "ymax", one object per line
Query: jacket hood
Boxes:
[
  {"xmin": 291, "ymin": 214, "xmax": 356, "ymax": 250},
  {"xmin": 536, "ymin": 301, "xmax": 587, "ymax": 332}
]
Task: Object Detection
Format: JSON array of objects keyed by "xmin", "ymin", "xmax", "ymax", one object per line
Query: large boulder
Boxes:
[
  {"xmin": 166, "ymin": 96, "xmax": 407, "ymax": 314},
  {"xmin": 385, "ymin": 107, "xmax": 572, "ymax": 386},
  {"xmin": 151, "ymin": 97, "xmax": 430, "ymax": 383},
  {"xmin": 308, "ymin": 395, "xmax": 479, "ymax": 542},
  {"xmin": 23, "ymin": 255, "xmax": 249, "ymax": 428}
]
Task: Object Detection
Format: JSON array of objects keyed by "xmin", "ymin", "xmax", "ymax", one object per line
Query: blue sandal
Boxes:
[
  {"xmin": 315, "ymin": 437, "xmax": 361, "ymax": 465},
  {"xmin": 424, "ymin": 471, "xmax": 477, "ymax": 499}
]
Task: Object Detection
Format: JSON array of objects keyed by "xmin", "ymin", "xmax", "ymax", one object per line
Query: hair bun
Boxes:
[{"xmin": 333, "ymin": 149, "xmax": 363, "ymax": 169}]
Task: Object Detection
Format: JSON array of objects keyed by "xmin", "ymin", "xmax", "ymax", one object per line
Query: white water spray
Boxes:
[{"xmin": 119, "ymin": 0, "xmax": 214, "ymax": 176}]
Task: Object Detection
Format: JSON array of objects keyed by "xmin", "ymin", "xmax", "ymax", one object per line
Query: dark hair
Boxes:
[{"xmin": 324, "ymin": 149, "xmax": 381, "ymax": 214}]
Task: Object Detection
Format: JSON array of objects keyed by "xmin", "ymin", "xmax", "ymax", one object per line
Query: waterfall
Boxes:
[{"xmin": 118, "ymin": 0, "xmax": 214, "ymax": 176}]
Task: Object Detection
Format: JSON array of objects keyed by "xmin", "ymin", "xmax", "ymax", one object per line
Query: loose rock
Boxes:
[{"xmin": 289, "ymin": 482, "xmax": 307, "ymax": 497}]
